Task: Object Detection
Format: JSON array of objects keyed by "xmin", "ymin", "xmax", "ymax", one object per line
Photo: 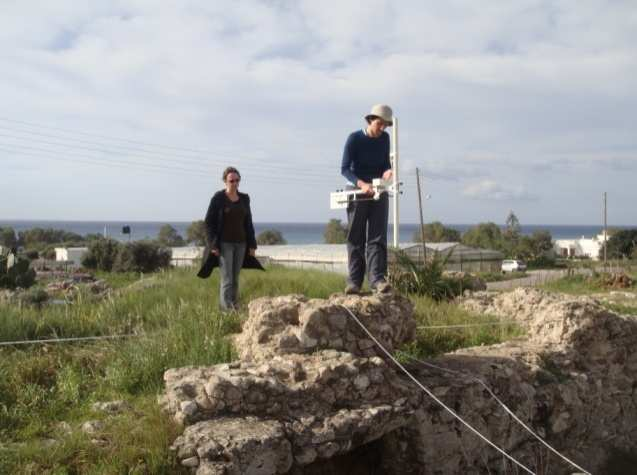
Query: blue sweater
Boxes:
[{"xmin": 341, "ymin": 129, "xmax": 391, "ymax": 185}]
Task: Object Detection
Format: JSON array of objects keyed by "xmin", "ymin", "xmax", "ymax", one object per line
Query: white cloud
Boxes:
[
  {"xmin": 0, "ymin": 0, "xmax": 635, "ymax": 224},
  {"xmin": 462, "ymin": 180, "xmax": 538, "ymax": 202}
]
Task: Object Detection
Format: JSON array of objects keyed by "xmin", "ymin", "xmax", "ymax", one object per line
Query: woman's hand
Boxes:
[
  {"xmin": 211, "ymin": 248, "xmax": 220, "ymax": 256},
  {"xmin": 382, "ymin": 169, "xmax": 393, "ymax": 181},
  {"xmin": 249, "ymin": 248, "xmax": 256, "ymax": 257}
]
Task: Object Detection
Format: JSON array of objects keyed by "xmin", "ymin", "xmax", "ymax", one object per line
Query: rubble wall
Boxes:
[{"xmin": 161, "ymin": 289, "xmax": 637, "ymax": 474}]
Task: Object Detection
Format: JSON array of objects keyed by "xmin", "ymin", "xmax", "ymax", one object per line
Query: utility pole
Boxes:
[
  {"xmin": 416, "ymin": 167, "xmax": 427, "ymax": 263},
  {"xmin": 603, "ymin": 191, "xmax": 607, "ymax": 270},
  {"xmin": 391, "ymin": 116, "xmax": 399, "ymax": 248}
]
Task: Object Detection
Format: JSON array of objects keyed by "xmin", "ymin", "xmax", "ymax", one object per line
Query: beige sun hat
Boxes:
[{"xmin": 365, "ymin": 104, "xmax": 393, "ymax": 126}]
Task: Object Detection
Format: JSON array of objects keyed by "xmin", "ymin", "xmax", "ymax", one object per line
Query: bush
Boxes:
[
  {"xmin": 25, "ymin": 250, "xmax": 39, "ymax": 260},
  {"xmin": 0, "ymin": 226, "xmax": 17, "ymax": 248},
  {"xmin": 157, "ymin": 224, "xmax": 185, "ymax": 247},
  {"xmin": 186, "ymin": 220, "xmax": 207, "ymax": 246},
  {"xmin": 257, "ymin": 229, "xmax": 286, "ymax": 245},
  {"xmin": 0, "ymin": 255, "xmax": 36, "ymax": 289},
  {"xmin": 324, "ymin": 219, "xmax": 348, "ymax": 244},
  {"xmin": 113, "ymin": 241, "xmax": 171, "ymax": 273},
  {"xmin": 82, "ymin": 239, "xmax": 121, "ymax": 271},
  {"xmin": 526, "ymin": 255, "xmax": 557, "ymax": 269},
  {"xmin": 388, "ymin": 249, "xmax": 459, "ymax": 301},
  {"xmin": 412, "ymin": 222, "xmax": 461, "ymax": 243},
  {"xmin": 18, "ymin": 288, "xmax": 49, "ymax": 308},
  {"xmin": 18, "ymin": 228, "xmax": 84, "ymax": 247}
]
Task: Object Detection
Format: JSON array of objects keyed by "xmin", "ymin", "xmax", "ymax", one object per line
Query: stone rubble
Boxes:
[
  {"xmin": 235, "ymin": 292, "xmax": 415, "ymax": 361},
  {"xmin": 161, "ymin": 287, "xmax": 637, "ymax": 474}
]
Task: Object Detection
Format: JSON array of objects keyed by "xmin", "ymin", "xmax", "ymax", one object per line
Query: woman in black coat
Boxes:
[{"xmin": 197, "ymin": 167, "xmax": 263, "ymax": 310}]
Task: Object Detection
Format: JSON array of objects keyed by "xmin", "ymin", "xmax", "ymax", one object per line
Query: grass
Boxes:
[
  {"xmin": 477, "ymin": 271, "xmax": 527, "ymax": 283},
  {"xmin": 0, "ymin": 265, "xmax": 522, "ymax": 473},
  {"xmin": 540, "ymin": 271, "xmax": 637, "ymax": 296},
  {"xmin": 602, "ymin": 301, "xmax": 637, "ymax": 315},
  {"xmin": 401, "ymin": 295, "xmax": 524, "ymax": 358}
]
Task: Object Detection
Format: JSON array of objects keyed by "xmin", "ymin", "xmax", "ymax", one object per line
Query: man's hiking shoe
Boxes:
[
  {"xmin": 373, "ymin": 281, "xmax": 392, "ymax": 294},
  {"xmin": 344, "ymin": 284, "xmax": 361, "ymax": 295}
]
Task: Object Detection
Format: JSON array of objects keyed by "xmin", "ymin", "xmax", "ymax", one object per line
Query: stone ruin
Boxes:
[{"xmin": 160, "ymin": 288, "xmax": 637, "ymax": 474}]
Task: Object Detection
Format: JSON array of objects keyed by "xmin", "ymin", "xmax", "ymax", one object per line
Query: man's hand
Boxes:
[
  {"xmin": 357, "ymin": 180, "xmax": 374, "ymax": 196},
  {"xmin": 249, "ymin": 248, "xmax": 256, "ymax": 257},
  {"xmin": 382, "ymin": 169, "xmax": 393, "ymax": 181}
]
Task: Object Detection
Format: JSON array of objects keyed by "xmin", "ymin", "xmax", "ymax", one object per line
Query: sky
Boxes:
[{"xmin": 1, "ymin": 0, "xmax": 635, "ymax": 225}]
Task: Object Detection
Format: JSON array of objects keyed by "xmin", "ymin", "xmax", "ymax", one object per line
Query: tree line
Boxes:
[{"xmin": 323, "ymin": 212, "xmax": 637, "ymax": 262}]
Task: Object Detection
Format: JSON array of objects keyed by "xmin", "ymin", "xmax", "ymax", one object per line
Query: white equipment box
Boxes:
[{"xmin": 330, "ymin": 178, "xmax": 398, "ymax": 210}]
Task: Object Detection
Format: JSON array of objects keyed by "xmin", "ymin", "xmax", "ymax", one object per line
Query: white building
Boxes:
[
  {"xmin": 55, "ymin": 247, "xmax": 88, "ymax": 267},
  {"xmin": 171, "ymin": 246, "xmax": 205, "ymax": 267},
  {"xmin": 554, "ymin": 233, "xmax": 608, "ymax": 260}
]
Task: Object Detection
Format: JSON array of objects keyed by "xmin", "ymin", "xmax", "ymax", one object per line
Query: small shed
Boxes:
[
  {"xmin": 391, "ymin": 242, "xmax": 504, "ymax": 273},
  {"xmin": 55, "ymin": 247, "xmax": 88, "ymax": 268}
]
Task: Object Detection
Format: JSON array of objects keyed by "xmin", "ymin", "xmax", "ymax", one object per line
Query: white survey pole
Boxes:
[{"xmin": 391, "ymin": 116, "xmax": 399, "ymax": 248}]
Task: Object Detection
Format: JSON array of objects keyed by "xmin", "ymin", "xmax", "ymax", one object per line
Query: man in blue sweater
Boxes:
[{"xmin": 341, "ymin": 104, "xmax": 394, "ymax": 294}]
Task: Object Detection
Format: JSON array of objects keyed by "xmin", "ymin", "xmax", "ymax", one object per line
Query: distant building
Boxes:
[
  {"xmin": 554, "ymin": 233, "xmax": 608, "ymax": 260},
  {"xmin": 171, "ymin": 246, "xmax": 205, "ymax": 267},
  {"xmin": 55, "ymin": 247, "xmax": 88, "ymax": 268}
]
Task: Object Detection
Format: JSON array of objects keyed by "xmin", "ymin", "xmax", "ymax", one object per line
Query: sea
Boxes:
[{"xmin": 1, "ymin": 220, "xmax": 635, "ymax": 244}]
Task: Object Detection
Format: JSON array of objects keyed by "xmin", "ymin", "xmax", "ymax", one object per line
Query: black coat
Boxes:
[{"xmin": 197, "ymin": 190, "xmax": 265, "ymax": 278}]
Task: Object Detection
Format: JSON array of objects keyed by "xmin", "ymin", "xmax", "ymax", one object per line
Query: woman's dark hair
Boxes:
[{"xmin": 222, "ymin": 166, "xmax": 241, "ymax": 182}]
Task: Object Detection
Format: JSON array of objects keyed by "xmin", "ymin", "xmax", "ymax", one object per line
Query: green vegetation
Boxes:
[
  {"xmin": 607, "ymin": 229, "xmax": 637, "ymax": 259},
  {"xmin": 389, "ymin": 250, "xmax": 462, "ymax": 301},
  {"xmin": 256, "ymin": 229, "xmax": 287, "ymax": 245},
  {"xmin": 186, "ymin": 220, "xmax": 207, "ymax": 246},
  {"xmin": 478, "ymin": 271, "xmax": 527, "ymax": 282},
  {"xmin": 541, "ymin": 270, "xmax": 637, "ymax": 295},
  {"xmin": 412, "ymin": 221, "xmax": 460, "ymax": 243},
  {"xmin": 400, "ymin": 297, "xmax": 524, "ymax": 359},
  {"xmin": 82, "ymin": 239, "xmax": 171, "ymax": 273},
  {"xmin": 461, "ymin": 222, "xmax": 503, "ymax": 250},
  {"xmin": 323, "ymin": 219, "xmax": 348, "ymax": 244},
  {"xmin": 0, "ymin": 266, "xmax": 523, "ymax": 473},
  {"xmin": 0, "ymin": 226, "xmax": 18, "ymax": 248},
  {"xmin": 602, "ymin": 301, "xmax": 637, "ymax": 316},
  {"xmin": 157, "ymin": 224, "xmax": 185, "ymax": 247},
  {"xmin": 0, "ymin": 255, "xmax": 36, "ymax": 289}
]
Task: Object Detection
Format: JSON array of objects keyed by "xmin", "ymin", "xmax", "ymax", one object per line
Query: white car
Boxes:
[{"xmin": 501, "ymin": 259, "xmax": 527, "ymax": 273}]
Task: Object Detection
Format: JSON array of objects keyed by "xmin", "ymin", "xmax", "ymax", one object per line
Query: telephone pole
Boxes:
[
  {"xmin": 603, "ymin": 192, "xmax": 607, "ymax": 269},
  {"xmin": 416, "ymin": 168, "xmax": 427, "ymax": 263}
]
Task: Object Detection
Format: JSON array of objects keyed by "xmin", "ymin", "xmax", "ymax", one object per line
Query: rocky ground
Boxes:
[{"xmin": 161, "ymin": 288, "xmax": 637, "ymax": 474}]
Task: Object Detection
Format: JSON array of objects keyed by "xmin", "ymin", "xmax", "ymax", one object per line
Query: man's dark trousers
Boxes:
[{"xmin": 346, "ymin": 192, "xmax": 389, "ymax": 288}]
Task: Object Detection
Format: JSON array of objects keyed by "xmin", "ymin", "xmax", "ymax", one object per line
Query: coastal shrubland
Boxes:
[
  {"xmin": 256, "ymin": 229, "xmax": 287, "ymax": 245},
  {"xmin": 0, "ymin": 266, "xmax": 523, "ymax": 473},
  {"xmin": 82, "ymin": 239, "xmax": 171, "ymax": 273},
  {"xmin": 323, "ymin": 219, "xmax": 348, "ymax": 244}
]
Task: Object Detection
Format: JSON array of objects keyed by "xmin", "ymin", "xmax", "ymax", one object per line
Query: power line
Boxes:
[
  {"xmin": 0, "ymin": 116, "xmax": 335, "ymax": 170},
  {"xmin": 0, "ymin": 145, "xmax": 337, "ymax": 186},
  {"xmin": 0, "ymin": 135, "xmax": 336, "ymax": 180},
  {"xmin": 0, "ymin": 126, "xmax": 335, "ymax": 175}
]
